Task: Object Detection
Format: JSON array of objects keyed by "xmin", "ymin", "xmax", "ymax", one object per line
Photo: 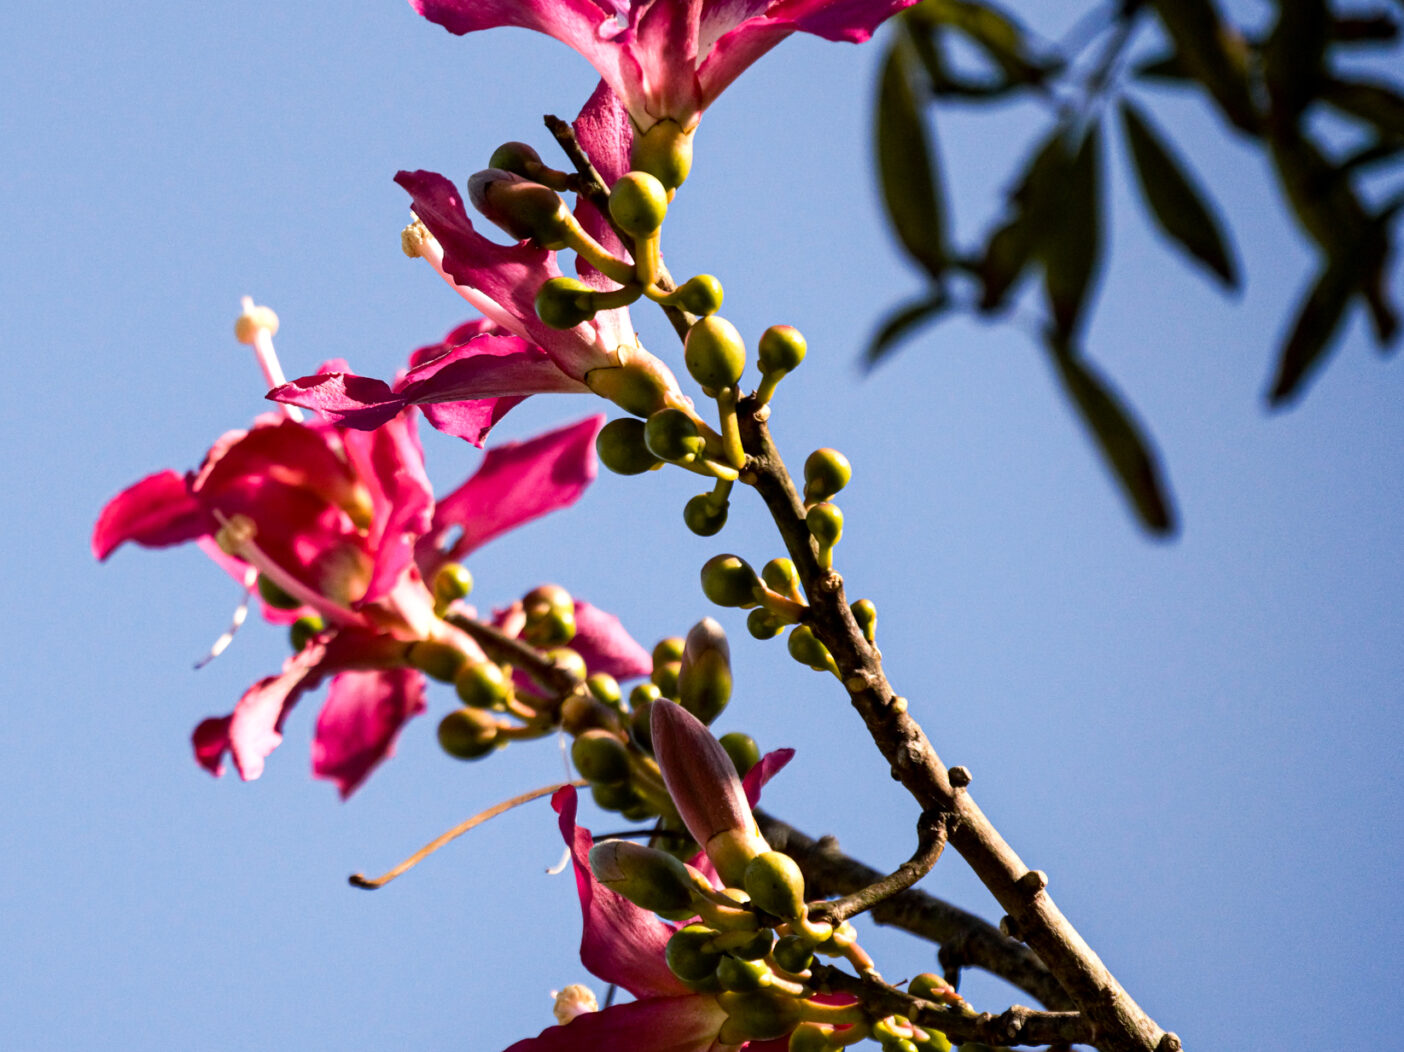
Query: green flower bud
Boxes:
[
  {"xmin": 651, "ymin": 660, "xmax": 681, "ymax": 699},
  {"xmin": 717, "ymin": 990, "xmax": 804, "ymax": 1043},
  {"xmin": 437, "ymin": 707, "xmax": 499, "ymax": 760},
  {"xmin": 620, "ymin": 799, "xmax": 654, "ymax": 822},
  {"xmin": 608, "ymin": 171, "xmax": 669, "ymax": 237},
  {"xmin": 719, "ymin": 732, "xmax": 760, "ymax": 777},
  {"xmin": 743, "ymin": 851, "xmax": 808, "ymax": 922},
  {"xmin": 561, "ymin": 693, "xmax": 617, "ymax": 736},
  {"xmin": 851, "ymin": 599, "xmax": 877, "ymax": 643},
  {"xmin": 548, "ymin": 647, "xmax": 588, "ymax": 682},
  {"xmin": 788, "ymin": 1023, "xmax": 834, "ymax": 1052},
  {"xmin": 716, "ymin": 956, "xmax": 770, "ymax": 992},
  {"xmin": 684, "ymin": 315, "xmax": 746, "ymax": 391},
  {"xmin": 257, "ymin": 573, "xmax": 301, "ymax": 611},
  {"xmin": 468, "ymin": 169, "xmax": 570, "ymax": 247},
  {"xmin": 787, "ymin": 625, "xmax": 833, "ymax": 671},
  {"xmin": 631, "ymin": 120, "xmax": 693, "ymax": 190},
  {"xmin": 431, "ymin": 562, "xmax": 473, "ymax": 606},
  {"xmin": 678, "ymin": 617, "xmax": 732, "ymax": 725},
  {"xmin": 803, "ymin": 448, "xmax": 851, "ymax": 503},
  {"xmin": 488, "ymin": 141, "xmax": 545, "ymax": 177},
  {"xmin": 407, "ymin": 640, "xmax": 468, "ymax": 683},
  {"xmin": 289, "ymin": 614, "xmax": 324, "ymax": 653},
  {"xmin": 805, "ymin": 502, "xmax": 843, "ymax": 549},
  {"xmin": 760, "ymin": 558, "xmax": 802, "ymax": 601},
  {"xmin": 757, "ymin": 325, "xmax": 807, "ymax": 376},
  {"xmin": 596, "ymin": 417, "xmax": 662, "ymax": 475},
  {"xmin": 454, "ymin": 661, "xmax": 510, "ymax": 709},
  {"xmin": 652, "ymin": 638, "xmax": 686, "ymax": 666},
  {"xmin": 666, "ymin": 924, "xmax": 722, "ymax": 983},
  {"xmin": 729, "ymin": 927, "xmax": 775, "ymax": 961},
  {"xmin": 629, "ymin": 697, "xmax": 655, "ymax": 751},
  {"xmin": 908, "ymin": 973, "xmax": 959, "ymax": 1004},
  {"xmin": 771, "ymin": 935, "xmax": 815, "ymax": 974},
  {"xmin": 701, "ymin": 554, "xmax": 760, "ymax": 608},
  {"xmin": 535, "ymin": 276, "xmax": 598, "ymax": 330},
  {"xmin": 585, "ymin": 360, "xmax": 676, "ymax": 417},
  {"xmin": 914, "ymin": 1032, "xmax": 952, "ymax": 1052},
  {"xmin": 523, "ymin": 582, "xmax": 577, "ymax": 647},
  {"xmin": 746, "ymin": 608, "xmax": 783, "ymax": 640},
  {"xmin": 674, "ymin": 274, "xmax": 724, "ymax": 316},
  {"xmin": 590, "ymin": 779, "xmax": 642, "ymax": 813},
  {"xmin": 571, "ymin": 729, "xmax": 632, "ymax": 785},
  {"xmin": 589, "ymin": 839, "xmax": 697, "ymax": 912},
  {"xmin": 587, "ymin": 672, "xmax": 623, "ymax": 708},
  {"xmin": 882, "ymin": 1038, "xmax": 918, "ymax": 1052},
  {"xmin": 644, "ymin": 408, "xmax": 705, "ymax": 462},
  {"xmin": 683, "ymin": 493, "xmax": 729, "ymax": 536}
]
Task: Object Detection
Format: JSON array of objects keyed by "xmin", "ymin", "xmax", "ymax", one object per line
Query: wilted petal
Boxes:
[
  {"xmin": 93, "ymin": 469, "xmax": 211, "ymax": 560},
  {"xmin": 553, "ymin": 787, "xmax": 691, "ymax": 999},
  {"xmin": 570, "ymin": 601, "xmax": 653, "ymax": 681},
  {"xmin": 311, "ymin": 667, "xmax": 428, "ymax": 798},
  {"xmin": 502, "ymin": 995, "xmax": 730, "ymax": 1052}
]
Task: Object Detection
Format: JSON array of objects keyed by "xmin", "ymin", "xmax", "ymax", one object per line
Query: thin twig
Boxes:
[{"xmin": 810, "ymin": 810, "xmax": 947, "ymax": 926}]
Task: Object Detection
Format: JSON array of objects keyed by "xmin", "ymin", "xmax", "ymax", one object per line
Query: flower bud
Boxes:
[
  {"xmin": 454, "ymin": 660, "xmax": 510, "ymax": 709},
  {"xmin": 585, "ymin": 359, "xmax": 678, "ymax": 417},
  {"xmin": 535, "ymin": 276, "xmax": 599, "ymax": 330},
  {"xmin": 431, "ymin": 562, "xmax": 473, "ymax": 607},
  {"xmin": 590, "ymin": 779, "xmax": 642, "ymax": 813},
  {"xmin": 650, "ymin": 660, "xmax": 681, "ymax": 699},
  {"xmin": 596, "ymin": 418, "xmax": 662, "ymax": 475},
  {"xmin": 684, "ymin": 315, "xmax": 746, "ymax": 391},
  {"xmin": 589, "ymin": 839, "xmax": 699, "ymax": 913},
  {"xmin": 805, "ymin": 502, "xmax": 843, "ymax": 569},
  {"xmin": 666, "ymin": 924, "xmax": 722, "ymax": 983},
  {"xmin": 701, "ymin": 554, "xmax": 760, "ymax": 608},
  {"xmin": 730, "ymin": 928, "xmax": 775, "ymax": 961},
  {"xmin": 653, "ymin": 637, "xmax": 685, "ymax": 665},
  {"xmin": 913, "ymin": 1032, "xmax": 952, "ymax": 1052},
  {"xmin": 629, "ymin": 697, "xmax": 656, "ymax": 751},
  {"xmin": 678, "ymin": 617, "xmax": 732, "ymax": 725},
  {"xmin": 683, "ymin": 493, "xmax": 729, "ymax": 536},
  {"xmin": 907, "ymin": 973, "xmax": 959, "ymax": 1004},
  {"xmin": 562, "ymin": 693, "xmax": 618, "ymax": 736},
  {"xmin": 746, "ymin": 609, "xmax": 783, "ymax": 640},
  {"xmin": 587, "ymin": 672, "xmax": 623, "ymax": 709},
  {"xmin": 674, "ymin": 274, "xmax": 724, "ymax": 316},
  {"xmin": 257, "ymin": 573, "xmax": 302, "ymax": 611},
  {"xmin": 743, "ymin": 851, "xmax": 808, "ymax": 922},
  {"xmin": 719, "ymin": 732, "xmax": 760, "ymax": 777},
  {"xmin": 571, "ymin": 729, "xmax": 632, "ymax": 785},
  {"xmin": 548, "ymin": 647, "xmax": 589, "ymax": 682},
  {"xmin": 289, "ymin": 614, "xmax": 324, "ymax": 653},
  {"xmin": 488, "ymin": 141, "xmax": 545, "ymax": 178},
  {"xmin": 407, "ymin": 640, "xmax": 468, "ymax": 683},
  {"xmin": 437, "ymin": 707, "xmax": 499, "ymax": 759},
  {"xmin": 468, "ymin": 169, "xmax": 570, "ymax": 247},
  {"xmin": 717, "ymin": 990, "xmax": 804, "ymax": 1043},
  {"xmin": 851, "ymin": 599, "xmax": 877, "ymax": 644},
  {"xmin": 803, "ymin": 448, "xmax": 851, "ymax": 503},
  {"xmin": 761, "ymin": 558, "xmax": 802, "ymax": 601},
  {"xmin": 523, "ymin": 584, "xmax": 577, "ymax": 648},
  {"xmin": 631, "ymin": 120, "xmax": 693, "ymax": 190},
  {"xmin": 644, "ymin": 408, "xmax": 705, "ymax": 462},
  {"xmin": 609, "ymin": 171, "xmax": 670, "ymax": 237},
  {"xmin": 757, "ymin": 325, "xmax": 807, "ymax": 376},
  {"xmin": 716, "ymin": 956, "xmax": 770, "ymax": 992},
  {"xmin": 771, "ymin": 935, "xmax": 815, "ymax": 974},
  {"xmin": 786, "ymin": 625, "xmax": 834, "ymax": 672},
  {"xmin": 788, "ymin": 1023, "xmax": 834, "ymax": 1052}
]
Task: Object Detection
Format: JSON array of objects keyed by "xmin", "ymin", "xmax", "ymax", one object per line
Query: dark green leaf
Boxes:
[
  {"xmin": 1263, "ymin": 0, "xmax": 1328, "ymax": 120},
  {"xmin": 1132, "ymin": 49, "xmax": 1195, "ymax": 83},
  {"xmin": 1047, "ymin": 340, "xmax": 1177, "ymax": 536},
  {"xmin": 1329, "ymin": 12, "xmax": 1400, "ymax": 44},
  {"xmin": 1119, "ymin": 100, "xmax": 1239, "ymax": 289},
  {"xmin": 876, "ymin": 40, "xmax": 947, "ymax": 280},
  {"xmin": 863, "ymin": 293, "xmax": 950, "ymax": 369},
  {"xmin": 977, "ymin": 214, "xmax": 1035, "ymax": 311},
  {"xmin": 1040, "ymin": 124, "xmax": 1102, "ymax": 339},
  {"xmin": 1149, "ymin": 0, "xmax": 1259, "ymax": 132},
  {"xmin": 1321, "ymin": 78, "xmax": 1404, "ymax": 139},
  {"xmin": 909, "ymin": 0, "xmax": 1057, "ymax": 86},
  {"xmin": 976, "ymin": 127, "xmax": 1066, "ymax": 311},
  {"xmin": 1267, "ymin": 256, "xmax": 1357, "ymax": 405}
]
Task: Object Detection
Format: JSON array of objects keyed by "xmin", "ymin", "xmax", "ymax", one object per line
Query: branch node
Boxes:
[
  {"xmin": 999, "ymin": 914, "xmax": 1024, "ymax": 942},
  {"xmin": 816, "ymin": 571, "xmax": 843, "ymax": 594},
  {"xmin": 844, "ymin": 671, "xmax": 873, "ymax": 693},
  {"xmin": 1018, "ymin": 869, "xmax": 1049, "ymax": 894},
  {"xmin": 1157, "ymin": 1033, "xmax": 1183, "ymax": 1052},
  {"xmin": 948, "ymin": 765, "xmax": 972, "ymax": 789}
]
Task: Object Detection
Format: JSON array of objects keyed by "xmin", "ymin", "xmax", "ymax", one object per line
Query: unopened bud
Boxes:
[
  {"xmin": 700, "ymin": 554, "xmax": 760, "ymax": 608},
  {"xmin": 761, "ymin": 558, "xmax": 802, "ymax": 601},
  {"xmin": 717, "ymin": 990, "xmax": 804, "ymax": 1043},
  {"xmin": 651, "ymin": 660, "xmax": 681, "ymax": 698},
  {"xmin": 523, "ymin": 584, "xmax": 577, "ymax": 648},
  {"xmin": 631, "ymin": 120, "xmax": 693, "ymax": 190},
  {"xmin": 548, "ymin": 647, "xmax": 588, "ymax": 682},
  {"xmin": 585, "ymin": 361, "xmax": 677, "ymax": 417},
  {"xmin": 746, "ymin": 609, "xmax": 783, "ymax": 640},
  {"xmin": 683, "ymin": 493, "xmax": 729, "ymax": 536},
  {"xmin": 803, "ymin": 448, "xmax": 851, "ymax": 503},
  {"xmin": 571, "ymin": 729, "xmax": 632, "ymax": 785},
  {"xmin": 437, "ymin": 707, "xmax": 499, "ymax": 759},
  {"xmin": 684, "ymin": 315, "xmax": 746, "ymax": 392},
  {"xmin": 407, "ymin": 640, "xmax": 468, "ymax": 683},
  {"xmin": 587, "ymin": 672, "xmax": 623, "ymax": 708},
  {"xmin": 653, "ymin": 637, "xmax": 685, "ymax": 665},
  {"xmin": 757, "ymin": 325, "xmax": 806, "ymax": 376},
  {"xmin": 257, "ymin": 573, "xmax": 302, "ymax": 611},
  {"xmin": 908, "ymin": 973, "xmax": 959, "ymax": 1004},
  {"xmin": 561, "ymin": 693, "xmax": 617, "ymax": 736},
  {"xmin": 454, "ymin": 660, "xmax": 511, "ymax": 709},
  {"xmin": 645, "ymin": 408, "xmax": 705, "ymax": 462},
  {"xmin": 489, "ymin": 141, "xmax": 545, "ymax": 178},
  {"xmin": 289, "ymin": 614, "xmax": 324, "ymax": 653},
  {"xmin": 674, "ymin": 274, "xmax": 724, "ymax": 316},
  {"xmin": 771, "ymin": 935, "xmax": 815, "ymax": 974},
  {"xmin": 678, "ymin": 617, "xmax": 731, "ymax": 725},
  {"xmin": 719, "ymin": 732, "xmax": 760, "ymax": 777},
  {"xmin": 851, "ymin": 599, "xmax": 877, "ymax": 644},
  {"xmin": 432, "ymin": 563, "xmax": 473, "ymax": 606},
  {"xmin": 596, "ymin": 418, "xmax": 661, "ymax": 475},
  {"xmin": 743, "ymin": 851, "xmax": 808, "ymax": 921},
  {"xmin": 589, "ymin": 839, "xmax": 698, "ymax": 912},
  {"xmin": 787, "ymin": 625, "xmax": 835, "ymax": 672},
  {"xmin": 666, "ymin": 924, "xmax": 722, "ymax": 983},
  {"xmin": 789, "ymin": 1023, "xmax": 835, "ymax": 1052},
  {"xmin": 716, "ymin": 956, "xmax": 770, "ymax": 992},
  {"xmin": 536, "ymin": 276, "xmax": 599, "ymax": 330},
  {"xmin": 609, "ymin": 171, "xmax": 670, "ymax": 237},
  {"xmin": 591, "ymin": 779, "xmax": 642, "ymax": 813},
  {"xmin": 468, "ymin": 169, "xmax": 571, "ymax": 247},
  {"xmin": 805, "ymin": 503, "xmax": 843, "ymax": 569},
  {"xmin": 629, "ymin": 697, "xmax": 656, "ymax": 751}
]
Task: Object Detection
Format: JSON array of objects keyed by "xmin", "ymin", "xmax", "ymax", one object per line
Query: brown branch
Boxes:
[
  {"xmin": 808, "ymin": 962, "xmax": 1093, "ymax": 1048},
  {"xmin": 445, "ymin": 611, "xmax": 585, "ymax": 698},
  {"xmin": 756, "ymin": 810, "xmax": 1072, "ymax": 1011},
  {"xmin": 808, "ymin": 809, "xmax": 948, "ymax": 926},
  {"xmin": 737, "ymin": 399, "xmax": 1178, "ymax": 1052}
]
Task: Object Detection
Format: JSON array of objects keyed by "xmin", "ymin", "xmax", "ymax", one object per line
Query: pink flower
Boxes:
[
  {"xmin": 409, "ymin": 0, "xmax": 917, "ymax": 132},
  {"xmin": 96, "ymin": 389, "xmax": 648, "ymax": 796}
]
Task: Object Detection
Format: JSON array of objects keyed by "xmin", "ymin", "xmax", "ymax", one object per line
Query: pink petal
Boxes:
[
  {"xmin": 502, "ymin": 995, "xmax": 729, "ymax": 1052},
  {"xmin": 408, "ymin": 317, "xmax": 501, "ymax": 369},
  {"xmin": 553, "ymin": 787, "xmax": 691, "ymax": 999},
  {"xmin": 779, "ymin": 0, "xmax": 917, "ymax": 41},
  {"xmin": 269, "ymin": 372, "xmax": 407, "ymax": 430},
  {"xmin": 93, "ymin": 469, "xmax": 211, "ymax": 560},
  {"xmin": 222, "ymin": 641, "xmax": 332, "ymax": 782},
  {"xmin": 742, "ymin": 748, "xmax": 795, "ymax": 808},
  {"xmin": 398, "ymin": 334, "xmax": 591, "ymax": 401},
  {"xmin": 192, "ymin": 716, "xmax": 234, "ymax": 777},
  {"xmin": 311, "ymin": 668, "xmax": 427, "ymax": 798},
  {"xmin": 421, "ymin": 398, "xmax": 525, "ymax": 447},
  {"xmin": 427, "ymin": 415, "xmax": 603, "ymax": 563},
  {"xmin": 569, "ymin": 601, "xmax": 654, "ymax": 681}
]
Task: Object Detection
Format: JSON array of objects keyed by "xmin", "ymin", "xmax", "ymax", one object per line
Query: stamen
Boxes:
[
  {"xmin": 349, "ymin": 781, "xmax": 584, "ymax": 889},
  {"xmin": 211, "ymin": 510, "xmax": 358, "ymax": 625},
  {"xmin": 234, "ymin": 296, "xmax": 304, "ymax": 422},
  {"xmin": 403, "ymin": 213, "xmax": 528, "ymax": 339},
  {"xmin": 194, "ymin": 567, "xmax": 257, "ymax": 669}
]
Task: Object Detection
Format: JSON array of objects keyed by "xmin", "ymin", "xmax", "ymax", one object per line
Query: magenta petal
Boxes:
[
  {"xmin": 311, "ymin": 668, "xmax": 427, "ymax": 798},
  {"xmin": 501, "ymin": 995, "xmax": 728, "ymax": 1052},
  {"xmin": 421, "ymin": 397, "xmax": 525, "ymax": 447},
  {"xmin": 224, "ymin": 643, "xmax": 331, "ymax": 781},
  {"xmin": 269, "ymin": 372, "xmax": 408, "ymax": 430},
  {"xmin": 93, "ymin": 469, "xmax": 211, "ymax": 560},
  {"xmin": 570, "ymin": 601, "xmax": 654, "ymax": 681},
  {"xmin": 552, "ymin": 787, "xmax": 691, "ymax": 998},
  {"xmin": 192, "ymin": 716, "xmax": 233, "ymax": 777},
  {"xmin": 742, "ymin": 748, "xmax": 795, "ymax": 808},
  {"xmin": 431, "ymin": 415, "xmax": 602, "ymax": 561},
  {"xmin": 397, "ymin": 335, "xmax": 591, "ymax": 401},
  {"xmin": 780, "ymin": 0, "xmax": 917, "ymax": 41}
]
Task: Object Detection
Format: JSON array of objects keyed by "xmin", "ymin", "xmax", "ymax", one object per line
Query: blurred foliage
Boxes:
[{"xmin": 870, "ymin": 0, "xmax": 1403, "ymax": 535}]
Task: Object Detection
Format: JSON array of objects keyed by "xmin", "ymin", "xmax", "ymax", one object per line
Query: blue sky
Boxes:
[{"xmin": 3, "ymin": 2, "xmax": 1401, "ymax": 1049}]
